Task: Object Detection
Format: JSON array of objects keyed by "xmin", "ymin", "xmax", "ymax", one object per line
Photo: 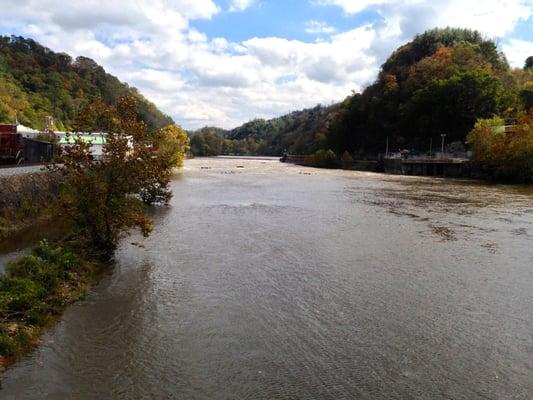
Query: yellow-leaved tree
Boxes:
[{"xmin": 467, "ymin": 110, "xmax": 533, "ymax": 182}]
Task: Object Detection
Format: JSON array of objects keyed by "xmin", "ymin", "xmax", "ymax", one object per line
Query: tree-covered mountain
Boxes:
[
  {"xmin": 189, "ymin": 103, "xmax": 342, "ymax": 156},
  {"xmin": 327, "ymin": 28, "xmax": 532, "ymax": 155},
  {"xmin": 0, "ymin": 36, "xmax": 173, "ymax": 131},
  {"xmin": 227, "ymin": 104, "xmax": 341, "ymax": 155}
]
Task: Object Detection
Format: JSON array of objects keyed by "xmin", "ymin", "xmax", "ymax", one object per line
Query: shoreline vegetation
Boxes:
[
  {"xmin": 0, "ymin": 241, "xmax": 105, "ymax": 369},
  {"xmin": 0, "ymin": 96, "xmax": 189, "ymax": 369},
  {"xmin": 284, "ymin": 108, "xmax": 533, "ymax": 183}
]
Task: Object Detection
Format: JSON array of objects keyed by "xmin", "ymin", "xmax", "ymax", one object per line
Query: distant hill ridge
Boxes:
[
  {"xmin": 190, "ymin": 103, "xmax": 341, "ymax": 156},
  {"xmin": 0, "ymin": 35, "xmax": 173, "ymax": 131}
]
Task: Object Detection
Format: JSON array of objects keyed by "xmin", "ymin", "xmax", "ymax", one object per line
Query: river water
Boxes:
[{"xmin": 1, "ymin": 157, "xmax": 532, "ymax": 399}]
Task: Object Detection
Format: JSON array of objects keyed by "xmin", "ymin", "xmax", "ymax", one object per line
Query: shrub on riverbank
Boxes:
[
  {"xmin": 304, "ymin": 149, "xmax": 338, "ymax": 168},
  {"xmin": 54, "ymin": 96, "xmax": 189, "ymax": 258},
  {"xmin": 467, "ymin": 110, "xmax": 533, "ymax": 182},
  {"xmin": 0, "ymin": 241, "xmax": 102, "ymax": 363}
]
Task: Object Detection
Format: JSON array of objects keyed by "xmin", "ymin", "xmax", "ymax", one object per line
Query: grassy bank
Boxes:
[{"xmin": 0, "ymin": 241, "xmax": 105, "ymax": 368}]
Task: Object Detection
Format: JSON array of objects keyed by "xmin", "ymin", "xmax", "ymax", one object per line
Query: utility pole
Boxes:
[
  {"xmin": 385, "ymin": 136, "xmax": 389, "ymax": 157},
  {"xmin": 429, "ymin": 137, "xmax": 432, "ymax": 157},
  {"xmin": 440, "ymin": 134, "xmax": 446, "ymax": 154}
]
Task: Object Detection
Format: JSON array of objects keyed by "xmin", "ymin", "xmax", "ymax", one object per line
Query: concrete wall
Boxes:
[{"xmin": 0, "ymin": 171, "xmax": 61, "ymax": 211}]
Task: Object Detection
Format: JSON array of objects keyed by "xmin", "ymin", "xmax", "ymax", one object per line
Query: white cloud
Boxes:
[
  {"xmin": 0, "ymin": 0, "xmax": 532, "ymax": 129},
  {"xmin": 312, "ymin": 0, "xmax": 387, "ymax": 15},
  {"xmin": 503, "ymin": 38, "xmax": 533, "ymax": 68},
  {"xmin": 229, "ymin": 0, "xmax": 256, "ymax": 12},
  {"xmin": 305, "ymin": 20, "xmax": 337, "ymax": 35},
  {"xmin": 314, "ymin": 0, "xmax": 533, "ymax": 38},
  {"xmin": 244, "ymin": 26, "xmax": 377, "ymax": 83}
]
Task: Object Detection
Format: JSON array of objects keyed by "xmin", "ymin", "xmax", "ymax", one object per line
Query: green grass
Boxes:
[{"xmin": 0, "ymin": 241, "xmax": 103, "ymax": 364}]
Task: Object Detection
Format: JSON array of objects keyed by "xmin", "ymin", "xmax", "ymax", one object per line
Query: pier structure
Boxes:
[{"xmin": 384, "ymin": 154, "xmax": 470, "ymax": 177}]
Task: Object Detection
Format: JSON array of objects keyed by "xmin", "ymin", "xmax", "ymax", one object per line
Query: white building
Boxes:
[{"xmin": 56, "ymin": 132, "xmax": 108, "ymax": 160}]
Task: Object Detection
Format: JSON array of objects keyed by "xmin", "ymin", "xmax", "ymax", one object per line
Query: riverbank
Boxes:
[
  {"xmin": 0, "ymin": 206, "xmax": 58, "ymax": 243},
  {"xmin": 0, "ymin": 171, "xmax": 61, "ymax": 240},
  {"xmin": 0, "ymin": 241, "xmax": 106, "ymax": 369},
  {"xmin": 0, "ymin": 172, "xmax": 98, "ymax": 368}
]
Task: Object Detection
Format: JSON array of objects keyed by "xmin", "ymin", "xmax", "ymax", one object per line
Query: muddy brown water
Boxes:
[{"xmin": 1, "ymin": 157, "xmax": 532, "ymax": 399}]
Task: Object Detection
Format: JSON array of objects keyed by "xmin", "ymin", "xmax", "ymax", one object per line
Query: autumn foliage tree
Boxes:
[
  {"xmin": 467, "ymin": 110, "xmax": 533, "ymax": 182},
  {"xmin": 139, "ymin": 124, "xmax": 189, "ymax": 205},
  {"xmin": 327, "ymin": 28, "xmax": 515, "ymax": 155},
  {"xmin": 53, "ymin": 96, "xmax": 188, "ymax": 257}
]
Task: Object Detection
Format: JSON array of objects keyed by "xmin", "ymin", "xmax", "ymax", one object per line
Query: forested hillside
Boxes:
[
  {"xmin": 190, "ymin": 104, "xmax": 341, "ymax": 156},
  {"xmin": 0, "ymin": 36, "xmax": 173, "ymax": 131},
  {"xmin": 327, "ymin": 28, "xmax": 533, "ymax": 155},
  {"xmin": 228, "ymin": 104, "xmax": 341, "ymax": 155}
]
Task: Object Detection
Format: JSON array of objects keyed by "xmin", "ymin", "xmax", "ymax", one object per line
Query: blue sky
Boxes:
[
  {"xmin": 1, "ymin": 0, "xmax": 533, "ymax": 129},
  {"xmin": 193, "ymin": 1, "xmax": 382, "ymax": 42}
]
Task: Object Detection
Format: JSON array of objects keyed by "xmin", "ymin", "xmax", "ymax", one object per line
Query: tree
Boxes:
[
  {"xmin": 139, "ymin": 124, "xmax": 189, "ymax": 205},
  {"xmin": 189, "ymin": 130, "xmax": 227, "ymax": 156},
  {"xmin": 53, "ymin": 96, "xmax": 186, "ymax": 258},
  {"xmin": 406, "ymin": 69, "xmax": 506, "ymax": 141},
  {"xmin": 520, "ymin": 81, "xmax": 533, "ymax": 110},
  {"xmin": 467, "ymin": 111, "xmax": 533, "ymax": 182},
  {"xmin": 525, "ymin": 56, "xmax": 533, "ymax": 70}
]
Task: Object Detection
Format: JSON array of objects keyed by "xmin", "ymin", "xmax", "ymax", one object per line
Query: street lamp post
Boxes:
[{"xmin": 440, "ymin": 134, "xmax": 447, "ymax": 155}]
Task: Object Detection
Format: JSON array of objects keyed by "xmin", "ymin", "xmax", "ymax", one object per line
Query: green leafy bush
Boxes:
[
  {"xmin": 304, "ymin": 149, "xmax": 338, "ymax": 168},
  {"xmin": 0, "ymin": 241, "xmax": 91, "ymax": 359}
]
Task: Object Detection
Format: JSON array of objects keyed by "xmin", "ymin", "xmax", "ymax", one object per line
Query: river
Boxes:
[{"xmin": 1, "ymin": 157, "xmax": 532, "ymax": 399}]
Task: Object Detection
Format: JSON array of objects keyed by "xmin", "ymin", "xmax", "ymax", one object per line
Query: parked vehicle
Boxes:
[
  {"xmin": 0, "ymin": 124, "xmax": 54, "ymax": 164},
  {"xmin": 0, "ymin": 127, "xmax": 24, "ymax": 164}
]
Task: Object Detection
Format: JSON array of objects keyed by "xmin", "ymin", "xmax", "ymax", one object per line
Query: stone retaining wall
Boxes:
[{"xmin": 0, "ymin": 172, "xmax": 61, "ymax": 211}]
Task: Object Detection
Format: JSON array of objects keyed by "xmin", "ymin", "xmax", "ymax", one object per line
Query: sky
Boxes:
[{"xmin": 1, "ymin": 0, "xmax": 533, "ymax": 129}]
